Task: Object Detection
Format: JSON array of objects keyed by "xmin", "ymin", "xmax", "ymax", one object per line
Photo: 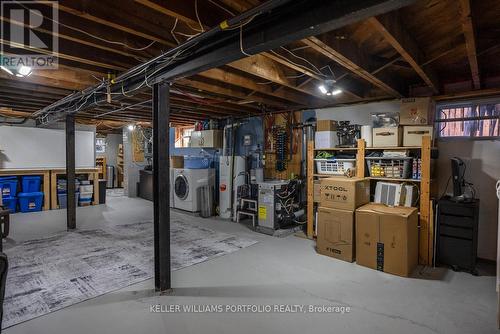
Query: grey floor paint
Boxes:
[{"xmin": 2, "ymin": 194, "xmax": 497, "ymax": 334}]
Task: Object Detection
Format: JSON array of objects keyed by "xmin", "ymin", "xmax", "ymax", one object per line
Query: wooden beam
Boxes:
[
  {"xmin": 458, "ymin": 0, "xmax": 480, "ymax": 89},
  {"xmin": 228, "ymin": 55, "xmax": 329, "ymax": 101},
  {"xmin": 368, "ymin": 14, "xmax": 439, "ymax": 93},
  {"xmin": 304, "ymin": 36, "xmax": 403, "ymax": 97}
]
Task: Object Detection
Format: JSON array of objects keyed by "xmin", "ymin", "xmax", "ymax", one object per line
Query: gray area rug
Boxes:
[{"xmin": 3, "ymin": 220, "xmax": 257, "ymax": 328}]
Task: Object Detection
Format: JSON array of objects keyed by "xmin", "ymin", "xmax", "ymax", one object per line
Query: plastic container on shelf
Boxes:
[
  {"xmin": 184, "ymin": 156, "xmax": 211, "ymax": 169},
  {"xmin": 79, "ymin": 184, "xmax": 94, "ymax": 193},
  {"xmin": 0, "ymin": 177, "xmax": 18, "ymax": 198},
  {"xmin": 57, "ymin": 179, "xmax": 80, "ymax": 194},
  {"xmin": 79, "ymin": 191, "xmax": 93, "ymax": 206},
  {"xmin": 2, "ymin": 197, "xmax": 17, "ymax": 213},
  {"xmin": 21, "ymin": 176, "xmax": 41, "ymax": 193},
  {"xmin": 365, "ymin": 157, "xmax": 413, "ymax": 179},
  {"xmin": 18, "ymin": 192, "xmax": 44, "ymax": 213},
  {"xmin": 58, "ymin": 192, "xmax": 79, "ymax": 209},
  {"xmin": 314, "ymin": 158, "xmax": 356, "ymax": 175}
]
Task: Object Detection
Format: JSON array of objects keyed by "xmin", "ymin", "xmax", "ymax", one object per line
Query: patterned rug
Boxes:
[{"xmin": 3, "ymin": 220, "xmax": 257, "ymax": 328}]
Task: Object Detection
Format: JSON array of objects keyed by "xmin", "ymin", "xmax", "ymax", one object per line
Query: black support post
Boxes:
[
  {"xmin": 153, "ymin": 82, "xmax": 171, "ymax": 292},
  {"xmin": 65, "ymin": 114, "xmax": 76, "ymax": 230}
]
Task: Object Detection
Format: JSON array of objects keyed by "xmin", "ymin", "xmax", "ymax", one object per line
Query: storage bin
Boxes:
[
  {"xmin": 315, "ymin": 158, "xmax": 356, "ymax": 175},
  {"xmin": 184, "ymin": 156, "xmax": 211, "ymax": 169},
  {"xmin": 366, "ymin": 157, "xmax": 412, "ymax": 179},
  {"xmin": 18, "ymin": 192, "xmax": 44, "ymax": 213},
  {"xmin": 372, "ymin": 127, "xmax": 403, "ymax": 147},
  {"xmin": 58, "ymin": 192, "xmax": 79, "ymax": 209},
  {"xmin": 21, "ymin": 176, "xmax": 41, "ymax": 192},
  {"xmin": 2, "ymin": 197, "xmax": 17, "ymax": 213},
  {"xmin": 57, "ymin": 179, "xmax": 80, "ymax": 194},
  {"xmin": 79, "ymin": 185, "xmax": 94, "ymax": 193},
  {"xmin": 79, "ymin": 191, "xmax": 93, "ymax": 206},
  {"xmin": 0, "ymin": 177, "xmax": 18, "ymax": 198}
]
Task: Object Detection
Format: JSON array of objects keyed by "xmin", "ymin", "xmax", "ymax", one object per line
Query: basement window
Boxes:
[
  {"xmin": 436, "ymin": 100, "xmax": 500, "ymax": 138},
  {"xmin": 175, "ymin": 126, "xmax": 194, "ymax": 148}
]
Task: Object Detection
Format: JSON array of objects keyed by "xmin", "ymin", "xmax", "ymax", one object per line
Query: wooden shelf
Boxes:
[
  {"xmin": 314, "ymin": 147, "xmax": 357, "ymax": 151},
  {"xmin": 313, "ymin": 174, "xmax": 346, "ymax": 178},
  {"xmin": 365, "ymin": 146, "xmax": 421, "ymax": 150},
  {"xmin": 368, "ymin": 177, "xmax": 421, "ymax": 182}
]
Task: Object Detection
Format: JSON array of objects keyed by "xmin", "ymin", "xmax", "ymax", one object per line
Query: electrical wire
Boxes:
[
  {"xmin": 13, "ymin": 0, "xmax": 157, "ymax": 51},
  {"xmin": 195, "ymin": 0, "xmax": 205, "ymax": 32}
]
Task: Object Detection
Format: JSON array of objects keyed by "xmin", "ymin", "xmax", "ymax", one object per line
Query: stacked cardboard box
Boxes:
[
  {"xmin": 355, "ymin": 203, "xmax": 418, "ymax": 277},
  {"xmin": 316, "ymin": 178, "xmax": 370, "ymax": 262}
]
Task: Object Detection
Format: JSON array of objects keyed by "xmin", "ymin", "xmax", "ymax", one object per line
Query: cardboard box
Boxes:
[
  {"xmin": 316, "ymin": 120, "xmax": 337, "ymax": 131},
  {"xmin": 400, "ymin": 97, "xmax": 435, "ymax": 125},
  {"xmin": 170, "ymin": 156, "xmax": 184, "ymax": 168},
  {"xmin": 313, "ymin": 180, "xmax": 321, "ymax": 203},
  {"xmin": 372, "ymin": 127, "xmax": 403, "ymax": 147},
  {"xmin": 355, "ymin": 203, "xmax": 418, "ymax": 277},
  {"xmin": 403, "ymin": 126, "xmax": 433, "ymax": 147},
  {"xmin": 319, "ymin": 177, "xmax": 370, "ymax": 211},
  {"xmin": 315, "ymin": 131, "xmax": 338, "ymax": 149},
  {"xmin": 317, "ymin": 207, "xmax": 355, "ymax": 262}
]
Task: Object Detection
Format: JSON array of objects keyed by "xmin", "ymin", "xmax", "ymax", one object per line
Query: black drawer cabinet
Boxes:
[{"xmin": 436, "ymin": 197, "xmax": 479, "ymax": 274}]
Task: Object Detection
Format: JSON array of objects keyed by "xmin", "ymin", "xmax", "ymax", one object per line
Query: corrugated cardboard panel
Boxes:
[{"xmin": 317, "ymin": 207, "xmax": 354, "ymax": 262}]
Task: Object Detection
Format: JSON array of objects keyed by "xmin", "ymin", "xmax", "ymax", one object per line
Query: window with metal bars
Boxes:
[{"xmin": 436, "ymin": 99, "xmax": 500, "ymax": 138}]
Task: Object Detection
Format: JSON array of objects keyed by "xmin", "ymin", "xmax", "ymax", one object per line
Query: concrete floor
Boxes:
[{"xmin": 3, "ymin": 194, "xmax": 498, "ymax": 334}]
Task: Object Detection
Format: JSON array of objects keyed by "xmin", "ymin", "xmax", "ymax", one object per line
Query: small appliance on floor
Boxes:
[{"xmin": 173, "ymin": 168, "xmax": 215, "ymax": 212}]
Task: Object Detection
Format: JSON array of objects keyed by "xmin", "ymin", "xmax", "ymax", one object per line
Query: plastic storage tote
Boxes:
[
  {"xmin": 2, "ymin": 197, "xmax": 17, "ymax": 213},
  {"xmin": 0, "ymin": 177, "xmax": 18, "ymax": 198},
  {"xmin": 57, "ymin": 179, "xmax": 80, "ymax": 194},
  {"xmin": 184, "ymin": 156, "xmax": 211, "ymax": 169},
  {"xmin": 58, "ymin": 192, "xmax": 79, "ymax": 209},
  {"xmin": 21, "ymin": 176, "xmax": 41, "ymax": 193},
  {"xmin": 79, "ymin": 191, "xmax": 93, "ymax": 206},
  {"xmin": 18, "ymin": 192, "xmax": 44, "ymax": 213}
]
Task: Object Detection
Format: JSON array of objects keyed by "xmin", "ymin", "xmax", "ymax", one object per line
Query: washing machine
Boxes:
[
  {"xmin": 173, "ymin": 168, "xmax": 215, "ymax": 212},
  {"xmin": 170, "ymin": 168, "xmax": 174, "ymax": 208}
]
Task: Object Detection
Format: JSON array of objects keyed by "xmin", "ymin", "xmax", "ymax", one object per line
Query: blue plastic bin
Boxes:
[
  {"xmin": 184, "ymin": 156, "xmax": 211, "ymax": 169},
  {"xmin": 21, "ymin": 176, "xmax": 42, "ymax": 193},
  {"xmin": 18, "ymin": 192, "xmax": 44, "ymax": 213},
  {"xmin": 2, "ymin": 197, "xmax": 17, "ymax": 213},
  {"xmin": 0, "ymin": 177, "xmax": 18, "ymax": 198}
]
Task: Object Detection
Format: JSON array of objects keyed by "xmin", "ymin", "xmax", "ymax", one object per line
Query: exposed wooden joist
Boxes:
[
  {"xmin": 304, "ymin": 36, "xmax": 403, "ymax": 97},
  {"xmin": 368, "ymin": 13, "xmax": 439, "ymax": 93},
  {"xmin": 458, "ymin": 0, "xmax": 481, "ymax": 89}
]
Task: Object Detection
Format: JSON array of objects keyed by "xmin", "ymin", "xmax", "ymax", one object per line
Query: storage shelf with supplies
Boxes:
[{"xmin": 307, "ymin": 135, "xmax": 434, "ymax": 266}]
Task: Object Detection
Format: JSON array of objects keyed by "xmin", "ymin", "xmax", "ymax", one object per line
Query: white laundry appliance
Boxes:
[
  {"xmin": 173, "ymin": 168, "xmax": 215, "ymax": 212},
  {"xmin": 170, "ymin": 168, "xmax": 174, "ymax": 208}
]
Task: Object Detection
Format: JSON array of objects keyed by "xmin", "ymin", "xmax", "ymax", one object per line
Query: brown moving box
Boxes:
[
  {"xmin": 356, "ymin": 203, "xmax": 418, "ymax": 277},
  {"xmin": 313, "ymin": 180, "xmax": 321, "ymax": 203},
  {"xmin": 317, "ymin": 207, "xmax": 354, "ymax": 262},
  {"xmin": 319, "ymin": 178, "xmax": 370, "ymax": 211},
  {"xmin": 400, "ymin": 97, "xmax": 435, "ymax": 125},
  {"xmin": 316, "ymin": 120, "xmax": 337, "ymax": 131},
  {"xmin": 170, "ymin": 156, "xmax": 184, "ymax": 168}
]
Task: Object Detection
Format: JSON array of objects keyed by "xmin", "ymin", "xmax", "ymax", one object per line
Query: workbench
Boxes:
[
  {"xmin": 50, "ymin": 168, "xmax": 100, "ymax": 209},
  {"xmin": 0, "ymin": 169, "xmax": 51, "ymax": 210}
]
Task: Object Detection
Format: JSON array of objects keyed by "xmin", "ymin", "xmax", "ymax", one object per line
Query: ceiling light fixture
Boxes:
[
  {"xmin": 18, "ymin": 65, "xmax": 32, "ymax": 77},
  {"xmin": 318, "ymin": 79, "xmax": 342, "ymax": 96},
  {"xmin": 127, "ymin": 124, "xmax": 136, "ymax": 131}
]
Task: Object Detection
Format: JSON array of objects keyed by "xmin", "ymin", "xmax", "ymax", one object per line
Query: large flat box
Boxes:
[
  {"xmin": 403, "ymin": 126, "xmax": 433, "ymax": 147},
  {"xmin": 317, "ymin": 120, "xmax": 337, "ymax": 131},
  {"xmin": 170, "ymin": 156, "xmax": 184, "ymax": 168},
  {"xmin": 190, "ymin": 130, "xmax": 222, "ymax": 148},
  {"xmin": 317, "ymin": 207, "xmax": 354, "ymax": 262},
  {"xmin": 356, "ymin": 203, "xmax": 418, "ymax": 277},
  {"xmin": 315, "ymin": 131, "xmax": 338, "ymax": 149},
  {"xmin": 400, "ymin": 97, "xmax": 435, "ymax": 125},
  {"xmin": 372, "ymin": 127, "xmax": 403, "ymax": 147},
  {"xmin": 319, "ymin": 177, "xmax": 370, "ymax": 211}
]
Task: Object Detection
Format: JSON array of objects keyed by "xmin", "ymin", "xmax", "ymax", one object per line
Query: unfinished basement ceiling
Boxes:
[{"xmin": 0, "ymin": 0, "xmax": 499, "ymax": 131}]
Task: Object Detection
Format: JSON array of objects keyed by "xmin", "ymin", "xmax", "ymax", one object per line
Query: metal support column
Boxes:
[
  {"xmin": 153, "ymin": 82, "xmax": 171, "ymax": 291},
  {"xmin": 65, "ymin": 114, "xmax": 76, "ymax": 230}
]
